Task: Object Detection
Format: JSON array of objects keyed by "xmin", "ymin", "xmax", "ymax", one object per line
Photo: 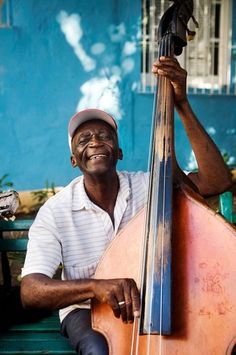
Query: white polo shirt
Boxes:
[{"xmin": 22, "ymin": 171, "xmax": 149, "ymax": 321}]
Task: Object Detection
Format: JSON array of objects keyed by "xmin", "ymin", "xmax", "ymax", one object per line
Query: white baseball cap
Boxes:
[{"xmin": 68, "ymin": 109, "xmax": 118, "ymax": 152}]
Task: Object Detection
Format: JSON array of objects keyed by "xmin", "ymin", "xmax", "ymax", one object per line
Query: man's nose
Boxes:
[{"xmin": 89, "ymin": 134, "xmax": 102, "ymax": 145}]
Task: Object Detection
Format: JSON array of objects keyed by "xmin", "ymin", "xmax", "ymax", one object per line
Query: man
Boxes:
[{"xmin": 21, "ymin": 57, "xmax": 232, "ymax": 355}]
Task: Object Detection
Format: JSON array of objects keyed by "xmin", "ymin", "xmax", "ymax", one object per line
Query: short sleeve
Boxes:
[{"xmin": 21, "ymin": 203, "xmax": 62, "ymax": 278}]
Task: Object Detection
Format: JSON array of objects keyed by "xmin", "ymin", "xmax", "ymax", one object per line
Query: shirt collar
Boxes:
[
  {"xmin": 117, "ymin": 171, "xmax": 131, "ymax": 202},
  {"xmin": 72, "ymin": 176, "xmax": 93, "ymax": 211},
  {"xmin": 71, "ymin": 172, "xmax": 131, "ymax": 211}
]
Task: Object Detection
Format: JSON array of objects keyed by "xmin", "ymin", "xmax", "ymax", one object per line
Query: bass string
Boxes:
[
  {"xmin": 131, "ymin": 46, "xmax": 162, "ymax": 355},
  {"xmin": 146, "ymin": 37, "xmax": 166, "ymax": 352},
  {"xmin": 159, "ymin": 33, "xmax": 175, "ymax": 355},
  {"xmin": 130, "ymin": 68, "xmax": 160, "ymax": 355},
  {"xmin": 130, "ymin": 33, "xmax": 174, "ymax": 355},
  {"xmin": 152, "ymin": 33, "xmax": 174, "ymax": 354},
  {"xmin": 159, "ymin": 34, "xmax": 169, "ymax": 355}
]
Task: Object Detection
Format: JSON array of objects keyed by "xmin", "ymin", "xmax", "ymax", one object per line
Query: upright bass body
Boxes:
[
  {"xmin": 92, "ymin": 187, "xmax": 236, "ymax": 354},
  {"xmin": 92, "ymin": 1, "xmax": 236, "ymax": 353}
]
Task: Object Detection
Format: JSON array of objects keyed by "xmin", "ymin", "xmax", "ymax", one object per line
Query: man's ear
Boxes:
[
  {"xmin": 118, "ymin": 148, "xmax": 123, "ymax": 160},
  {"xmin": 71, "ymin": 155, "xmax": 77, "ymax": 168}
]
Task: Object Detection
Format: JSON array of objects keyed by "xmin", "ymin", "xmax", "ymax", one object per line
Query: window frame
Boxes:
[{"xmin": 141, "ymin": 0, "xmax": 233, "ymax": 94}]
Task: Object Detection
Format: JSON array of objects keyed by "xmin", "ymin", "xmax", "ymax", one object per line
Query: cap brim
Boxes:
[{"xmin": 68, "ymin": 109, "xmax": 117, "ymax": 152}]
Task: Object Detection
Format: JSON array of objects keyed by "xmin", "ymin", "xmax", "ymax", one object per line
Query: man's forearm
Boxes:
[
  {"xmin": 175, "ymin": 99, "xmax": 232, "ymax": 196},
  {"xmin": 21, "ymin": 273, "xmax": 95, "ymax": 310},
  {"xmin": 21, "ymin": 273, "xmax": 141, "ymax": 323}
]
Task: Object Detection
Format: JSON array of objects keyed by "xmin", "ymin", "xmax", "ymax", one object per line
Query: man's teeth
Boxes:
[{"xmin": 90, "ymin": 154, "xmax": 106, "ymax": 160}]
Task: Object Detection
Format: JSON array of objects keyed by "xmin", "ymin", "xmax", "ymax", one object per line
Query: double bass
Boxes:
[{"xmin": 92, "ymin": 1, "xmax": 236, "ymax": 354}]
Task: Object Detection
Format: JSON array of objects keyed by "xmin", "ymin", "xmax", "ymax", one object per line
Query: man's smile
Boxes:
[{"xmin": 89, "ymin": 154, "xmax": 108, "ymax": 161}]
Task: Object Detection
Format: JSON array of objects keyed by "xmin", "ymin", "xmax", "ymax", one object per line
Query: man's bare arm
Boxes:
[
  {"xmin": 21, "ymin": 273, "xmax": 140, "ymax": 323},
  {"xmin": 175, "ymin": 99, "xmax": 232, "ymax": 196},
  {"xmin": 152, "ymin": 57, "xmax": 232, "ymax": 196}
]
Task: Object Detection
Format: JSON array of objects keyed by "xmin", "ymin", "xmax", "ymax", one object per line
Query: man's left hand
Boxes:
[{"xmin": 152, "ymin": 56, "xmax": 187, "ymax": 105}]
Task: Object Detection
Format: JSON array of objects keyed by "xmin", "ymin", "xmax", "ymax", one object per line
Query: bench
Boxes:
[
  {"xmin": 219, "ymin": 191, "xmax": 236, "ymax": 224},
  {"xmin": 0, "ymin": 219, "xmax": 74, "ymax": 355}
]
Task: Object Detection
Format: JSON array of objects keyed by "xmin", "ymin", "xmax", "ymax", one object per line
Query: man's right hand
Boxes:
[{"xmin": 92, "ymin": 278, "xmax": 140, "ymax": 324}]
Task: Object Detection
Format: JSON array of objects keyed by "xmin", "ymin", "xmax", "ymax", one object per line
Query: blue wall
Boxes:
[{"xmin": 0, "ymin": 0, "xmax": 236, "ymax": 190}]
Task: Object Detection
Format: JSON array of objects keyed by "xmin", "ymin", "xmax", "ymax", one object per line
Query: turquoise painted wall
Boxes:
[{"xmin": 0, "ymin": 0, "xmax": 236, "ymax": 190}]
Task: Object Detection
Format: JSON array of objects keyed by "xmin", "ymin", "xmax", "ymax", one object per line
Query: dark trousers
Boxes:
[{"xmin": 61, "ymin": 309, "xmax": 109, "ymax": 355}]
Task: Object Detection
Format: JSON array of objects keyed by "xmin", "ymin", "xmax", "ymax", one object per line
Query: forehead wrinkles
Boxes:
[
  {"xmin": 78, "ymin": 127, "xmax": 111, "ymax": 137},
  {"xmin": 74, "ymin": 119, "xmax": 116, "ymax": 137}
]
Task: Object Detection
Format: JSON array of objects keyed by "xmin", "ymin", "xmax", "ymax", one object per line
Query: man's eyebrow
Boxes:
[
  {"xmin": 78, "ymin": 131, "xmax": 92, "ymax": 137},
  {"xmin": 78, "ymin": 128, "xmax": 111, "ymax": 136}
]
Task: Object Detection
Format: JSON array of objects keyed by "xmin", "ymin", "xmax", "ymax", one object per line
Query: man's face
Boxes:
[{"xmin": 71, "ymin": 119, "xmax": 122, "ymax": 176}]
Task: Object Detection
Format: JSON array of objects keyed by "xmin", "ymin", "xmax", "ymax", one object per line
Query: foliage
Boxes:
[
  {"xmin": 222, "ymin": 152, "xmax": 236, "ymax": 169},
  {"xmin": 0, "ymin": 174, "xmax": 13, "ymax": 191},
  {"xmin": 31, "ymin": 180, "xmax": 56, "ymax": 206},
  {"xmin": 222, "ymin": 152, "xmax": 230, "ymax": 164}
]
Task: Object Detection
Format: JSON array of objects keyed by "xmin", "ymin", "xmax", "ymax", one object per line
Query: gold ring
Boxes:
[{"xmin": 118, "ymin": 301, "xmax": 125, "ymax": 306}]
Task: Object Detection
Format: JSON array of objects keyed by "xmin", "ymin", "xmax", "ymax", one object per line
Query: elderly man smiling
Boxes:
[{"xmin": 21, "ymin": 57, "xmax": 231, "ymax": 355}]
